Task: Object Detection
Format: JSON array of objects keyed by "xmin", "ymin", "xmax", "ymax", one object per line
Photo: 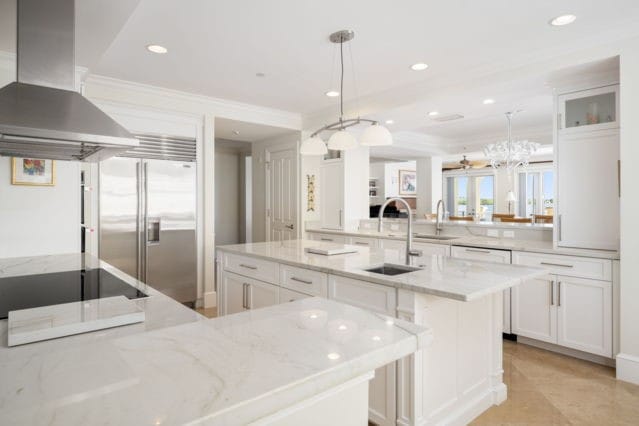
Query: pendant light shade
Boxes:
[
  {"xmin": 300, "ymin": 136, "xmax": 328, "ymax": 156},
  {"xmin": 327, "ymin": 130, "xmax": 358, "ymax": 150},
  {"xmin": 360, "ymin": 124, "xmax": 393, "ymax": 146}
]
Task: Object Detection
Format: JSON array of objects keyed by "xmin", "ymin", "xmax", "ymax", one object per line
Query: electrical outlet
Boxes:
[
  {"xmin": 503, "ymin": 230, "xmax": 515, "ymax": 238},
  {"xmin": 487, "ymin": 229, "xmax": 499, "ymax": 238}
]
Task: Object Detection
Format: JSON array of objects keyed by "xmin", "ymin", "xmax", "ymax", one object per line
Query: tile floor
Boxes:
[{"xmin": 472, "ymin": 341, "xmax": 639, "ymax": 425}]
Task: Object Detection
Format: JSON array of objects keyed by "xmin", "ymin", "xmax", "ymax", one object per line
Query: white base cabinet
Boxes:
[
  {"xmin": 219, "ymin": 272, "xmax": 279, "ymax": 314},
  {"xmin": 512, "ymin": 251, "xmax": 613, "ymax": 358}
]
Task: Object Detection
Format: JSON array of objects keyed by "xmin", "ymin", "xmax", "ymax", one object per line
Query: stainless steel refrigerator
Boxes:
[{"xmin": 98, "ymin": 135, "xmax": 197, "ymax": 304}]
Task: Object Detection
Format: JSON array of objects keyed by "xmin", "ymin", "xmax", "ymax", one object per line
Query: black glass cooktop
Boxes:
[{"xmin": 0, "ymin": 268, "xmax": 148, "ymax": 319}]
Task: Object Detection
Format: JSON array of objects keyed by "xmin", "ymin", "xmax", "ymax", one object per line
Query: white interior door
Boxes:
[{"xmin": 267, "ymin": 148, "xmax": 298, "ymax": 241}]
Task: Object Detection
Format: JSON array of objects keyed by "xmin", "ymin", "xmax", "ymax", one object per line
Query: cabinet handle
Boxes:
[
  {"xmin": 540, "ymin": 262, "xmax": 573, "ymax": 268},
  {"xmin": 558, "ymin": 281, "xmax": 562, "ymax": 307},
  {"xmin": 618, "ymin": 160, "xmax": 621, "ymax": 198},
  {"xmin": 465, "ymin": 248, "xmax": 491, "ymax": 254},
  {"xmin": 291, "ymin": 277, "xmax": 313, "ymax": 285},
  {"xmin": 320, "ymin": 237, "xmax": 334, "ymax": 242},
  {"xmin": 557, "ymin": 113, "xmax": 562, "ymax": 130},
  {"xmin": 558, "ymin": 215, "xmax": 562, "ymax": 242},
  {"xmin": 247, "ymin": 284, "xmax": 252, "ymax": 309},
  {"xmin": 354, "ymin": 242, "xmax": 369, "ymax": 246},
  {"xmin": 239, "ymin": 263, "xmax": 257, "ymax": 270},
  {"xmin": 242, "ymin": 283, "xmax": 247, "ymax": 309},
  {"xmin": 339, "ymin": 209, "xmax": 343, "ymax": 228},
  {"xmin": 550, "ymin": 280, "xmax": 554, "ymax": 306}
]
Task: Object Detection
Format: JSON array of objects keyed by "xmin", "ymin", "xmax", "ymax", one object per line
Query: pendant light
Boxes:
[{"xmin": 300, "ymin": 30, "xmax": 393, "ymax": 155}]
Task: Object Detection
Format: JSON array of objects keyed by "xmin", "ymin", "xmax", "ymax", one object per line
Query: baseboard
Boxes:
[
  {"xmin": 203, "ymin": 290, "xmax": 217, "ymax": 308},
  {"xmin": 516, "ymin": 336, "xmax": 615, "ymax": 367},
  {"xmin": 616, "ymin": 353, "xmax": 639, "ymax": 385}
]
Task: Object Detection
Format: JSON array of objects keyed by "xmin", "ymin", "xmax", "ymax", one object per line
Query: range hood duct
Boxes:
[{"xmin": 0, "ymin": 0, "xmax": 138, "ymax": 162}]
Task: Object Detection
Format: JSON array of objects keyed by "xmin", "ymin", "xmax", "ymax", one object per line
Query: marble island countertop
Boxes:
[
  {"xmin": 306, "ymin": 228, "xmax": 620, "ymax": 260},
  {"xmin": 0, "ymin": 254, "xmax": 429, "ymax": 426},
  {"xmin": 217, "ymin": 240, "xmax": 547, "ymax": 301}
]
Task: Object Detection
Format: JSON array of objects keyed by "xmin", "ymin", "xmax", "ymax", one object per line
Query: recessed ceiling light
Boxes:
[
  {"xmin": 428, "ymin": 111, "xmax": 439, "ymax": 117},
  {"xmin": 325, "ymin": 90, "xmax": 340, "ymax": 97},
  {"xmin": 385, "ymin": 119, "xmax": 394, "ymax": 125},
  {"xmin": 410, "ymin": 62, "xmax": 429, "ymax": 71},
  {"xmin": 327, "ymin": 352, "xmax": 341, "ymax": 360},
  {"xmin": 550, "ymin": 14, "xmax": 576, "ymax": 26},
  {"xmin": 483, "ymin": 98, "xmax": 495, "ymax": 105},
  {"xmin": 338, "ymin": 324, "xmax": 347, "ymax": 331},
  {"xmin": 146, "ymin": 44, "xmax": 168, "ymax": 54}
]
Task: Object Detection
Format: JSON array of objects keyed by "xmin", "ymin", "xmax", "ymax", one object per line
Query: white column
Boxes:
[
  {"xmin": 618, "ymin": 40, "xmax": 639, "ymax": 385},
  {"xmin": 416, "ymin": 157, "xmax": 443, "ymax": 217}
]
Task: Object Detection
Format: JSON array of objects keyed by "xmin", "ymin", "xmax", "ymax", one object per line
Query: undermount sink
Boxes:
[
  {"xmin": 414, "ymin": 234, "xmax": 460, "ymax": 241},
  {"xmin": 364, "ymin": 263, "xmax": 422, "ymax": 276}
]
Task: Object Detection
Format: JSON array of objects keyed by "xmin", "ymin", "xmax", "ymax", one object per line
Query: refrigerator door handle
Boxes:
[
  {"xmin": 147, "ymin": 218, "xmax": 161, "ymax": 244},
  {"xmin": 143, "ymin": 161, "xmax": 149, "ymax": 283}
]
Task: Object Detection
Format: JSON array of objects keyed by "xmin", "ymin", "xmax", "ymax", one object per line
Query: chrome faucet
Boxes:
[
  {"xmin": 378, "ymin": 198, "xmax": 422, "ymax": 265},
  {"xmin": 436, "ymin": 199, "xmax": 445, "ymax": 236}
]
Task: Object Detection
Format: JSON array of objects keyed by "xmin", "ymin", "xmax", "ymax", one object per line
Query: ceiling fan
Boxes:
[{"xmin": 443, "ymin": 155, "xmax": 488, "ymax": 170}]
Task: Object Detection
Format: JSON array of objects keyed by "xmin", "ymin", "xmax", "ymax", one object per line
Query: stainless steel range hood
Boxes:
[{"xmin": 0, "ymin": 0, "xmax": 138, "ymax": 162}]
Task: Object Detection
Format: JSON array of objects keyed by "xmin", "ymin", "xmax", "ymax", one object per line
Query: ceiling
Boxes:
[
  {"xmin": 0, "ymin": 0, "xmax": 635, "ymax": 158},
  {"xmin": 214, "ymin": 117, "xmax": 298, "ymax": 143}
]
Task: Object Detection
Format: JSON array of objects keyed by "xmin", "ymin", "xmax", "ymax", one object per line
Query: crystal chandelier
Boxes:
[
  {"xmin": 483, "ymin": 112, "xmax": 540, "ymax": 173},
  {"xmin": 300, "ymin": 30, "xmax": 392, "ymax": 156}
]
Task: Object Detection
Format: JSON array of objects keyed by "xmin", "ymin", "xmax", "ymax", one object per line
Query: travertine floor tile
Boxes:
[{"xmin": 471, "ymin": 341, "xmax": 639, "ymax": 425}]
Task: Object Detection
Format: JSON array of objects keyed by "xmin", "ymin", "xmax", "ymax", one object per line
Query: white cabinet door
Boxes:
[
  {"xmin": 221, "ymin": 272, "xmax": 248, "ymax": 315},
  {"xmin": 557, "ymin": 276, "xmax": 612, "ymax": 357},
  {"xmin": 558, "ymin": 85, "xmax": 619, "ymax": 134},
  {"xmin": 451, "ymin": 246, "xmax": 512, "ymax": 333},
  {"xmin": 556, "ymin": 129, "xmax": 619, "ymax": 250},
  {"xmin": 511, "ymin": 274, "xmax": 557, "ymax": 344},
  {"xmin": 247, "ymin": 279, "xmax": 279, "ymax": 310},
  {"xmin": 320, "ymin": 161, "xmax": 344, "ymax": 230}
]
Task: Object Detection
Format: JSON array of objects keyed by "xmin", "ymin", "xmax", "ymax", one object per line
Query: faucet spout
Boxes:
[
  {"xmin": 378, "ymin": 197, "xmax": 422, "ymax": 265},
  {"xmin": 436, "ymin": 199, "xmax": 445, "ymax": 236}
]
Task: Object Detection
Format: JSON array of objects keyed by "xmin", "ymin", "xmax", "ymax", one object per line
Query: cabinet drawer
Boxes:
[
  {"xmin": 222, "ymin": 253, "xmax": 279, "ymax": 284},
  {"xmin": 451, "ymin": 245, "xmax": 511, "ymax": 263},
  {"xmin": 309, "ymin": 232, "xmax": 349, "ymax": 244},
  {"xmin": 279, "ymin": 287, "xmax": 312, "ymax": 304},
  {"xmin": 512, "ymin": 251, "xmax": 611, "ymax": 281},
  {"xmin": 350, "ymin": 236, "xmax": 379, "ymax": 248},
  {"xmin": 329, "ymin": 275, "xmax": 396, "ymax": 315},
  {"xmin": 413, "ymin": 242, "xmax": 450, "ymax": 256},
  {"xmin": 280, "ymin": 264, "xmax": 328, "ymax": 297}
]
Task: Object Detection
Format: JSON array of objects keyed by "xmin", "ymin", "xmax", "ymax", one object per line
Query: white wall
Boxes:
[
  {"xmin": 214, "ymin": 149, "xmax": 242, "ymax": 246},
  {"xmin": 0, "ymin": 157, "xmax": 80, "ymax": 258},
  {"xmin": 618, "ymin": 40, "xmax": 639, "ymax": 385},
  {"xmin": 384, "ymin": 161, "xmax": 417, "ymax": 199}
]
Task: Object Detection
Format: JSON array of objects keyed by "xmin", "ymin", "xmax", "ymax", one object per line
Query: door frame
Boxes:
[{"xmin": 264, "ymin": 140, "xmax": 301, "ymax": 242}]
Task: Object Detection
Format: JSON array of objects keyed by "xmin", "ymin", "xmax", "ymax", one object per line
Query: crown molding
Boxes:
[{"xmin": 85, "ymin": 74, "xmax": 302, "ymax": 131}]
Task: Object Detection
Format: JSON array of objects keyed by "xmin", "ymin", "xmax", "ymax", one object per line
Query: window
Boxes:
[
  {"xmin": 518, "ymin": 168, "xmax": 554, "ymax": 217},
  {"xmin": 445, "ymin": 173, "xmax": 495, "ymax": 221}
]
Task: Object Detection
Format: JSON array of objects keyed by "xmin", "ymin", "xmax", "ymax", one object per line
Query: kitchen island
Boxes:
[
  {"xmin": 216, "ymin": 239, "xmax": 546, "ymax": 425},
  {"xmin": 0, "ymin": 254, "xmax": 429, "ymax": 426}
]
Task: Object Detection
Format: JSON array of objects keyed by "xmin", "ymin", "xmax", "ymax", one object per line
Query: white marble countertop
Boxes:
[
  {"xmin": 217, "ymin": 240, "xmax": 547, "ymax": 301},
  {"xmin": 0, "ymin": 254, "xmax": 429, "ymax": 426},
  {"xmin": 305, "ymin": 228, "xmax": 620, "ymax": 260}
]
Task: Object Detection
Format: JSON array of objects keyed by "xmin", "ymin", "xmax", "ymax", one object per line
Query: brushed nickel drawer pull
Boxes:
[
  {"xmin": 291, "ymin": 277, "xmax": 313, "ymax": 285},
  {"xmin": 465, "ymin": 248, "xmax": 491, "ymax": 254},
  {"xmin": 550, "ymin": 280, "xmax": 554, "ymax": 306},
  {"xmin": 239, "ymin": 263, "xmax": 257, "ymax": 270},
  {"xmin": 558, "ymin": 282, "xmax": 562, "ymax": 307},
  {"xmin": 540, "ymin": 262, "xmax": 573, "ymax": 268},
  {"xmin": 354, "ymin": 242, "xmax": 369, "ymax": 246},
  {"xmin": 320, "ymin": 238, "xmax": 334, "ymax": 242}
]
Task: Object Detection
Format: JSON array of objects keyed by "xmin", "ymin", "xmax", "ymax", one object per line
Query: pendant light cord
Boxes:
[{"xmin": 339, "ymin": 34, "xmax": 344, "ymax": 124}]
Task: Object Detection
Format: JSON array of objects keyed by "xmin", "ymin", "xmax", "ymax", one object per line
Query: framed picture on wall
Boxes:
[
  {"xmin": 398, "ymin": 169, "xmax": 416, "ymax": 195},
  {"xmin": 11, "ymin": 158, "xmax": 56, "ymax": 186}
]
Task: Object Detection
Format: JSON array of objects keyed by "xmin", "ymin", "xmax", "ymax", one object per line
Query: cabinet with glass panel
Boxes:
[{"xmin": 558, "ymin": 85, "xmax": 619, "ymax": 134}]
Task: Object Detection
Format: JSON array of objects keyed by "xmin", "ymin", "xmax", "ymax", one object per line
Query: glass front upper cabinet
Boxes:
[{"xmin": 558, "ymin": 85, "xmax": 619, "ymax": 133}]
